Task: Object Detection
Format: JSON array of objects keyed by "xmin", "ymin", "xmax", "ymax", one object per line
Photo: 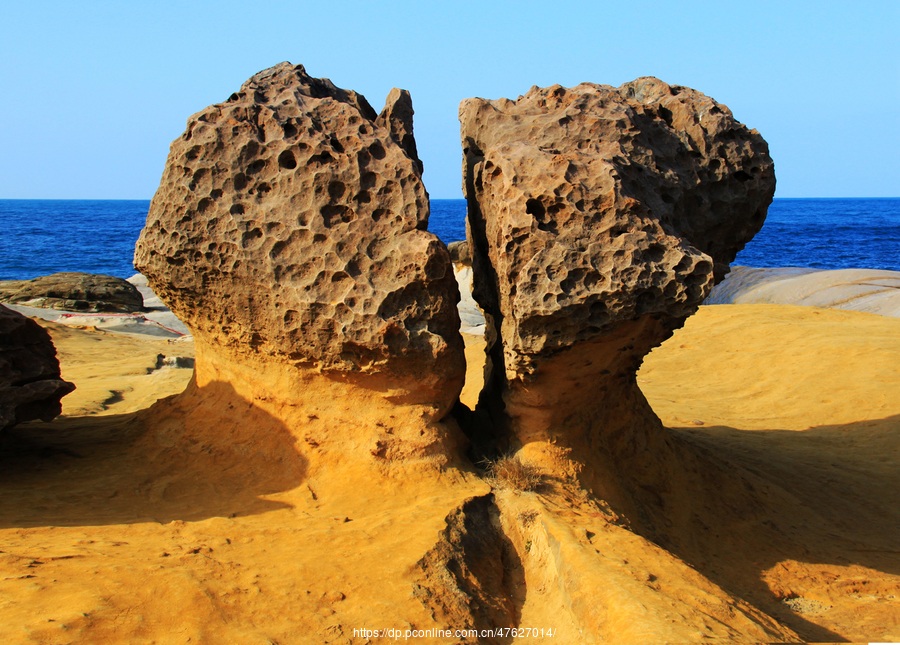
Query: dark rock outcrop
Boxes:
[
  {"xmin": 0, "ymin": 273, "xmax": 144, "ymax": 313},
  {"xmin": 460, "ymin": 77, "xmax": 775, "ymax": 489},
  {"xmin": 0, "ymin": 305, "xmax": 75, "ymax": 431}
]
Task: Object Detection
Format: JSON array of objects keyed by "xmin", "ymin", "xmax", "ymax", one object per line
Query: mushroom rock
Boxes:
[
  {"xmin": 460, "ymin": 78, "xmax": 775, "ymax": 506},
  {"xmin": 0, "ymin": 304, "xmax": 75, "ymax": 432},
  {"xmin": 135, "ymin": 63, "xmax": 465, "ymax": 469}
]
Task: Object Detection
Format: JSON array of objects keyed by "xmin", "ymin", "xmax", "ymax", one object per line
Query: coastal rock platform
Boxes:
[
  {"xmin": 707, "ymin": 265, "xmax": 900, "ymax": 317},
  {"xmin": 1, "ymin": 303, "xmax": 899, "ymax": 642},
  {"xmin": 0, "ymin": 273, "xmax": 144, "ymax": 314}
]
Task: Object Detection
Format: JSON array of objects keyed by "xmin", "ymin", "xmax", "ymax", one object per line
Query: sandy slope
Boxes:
[{"xmin": 1, "ymin": 304, "xmax": 898, "ymax": 643}]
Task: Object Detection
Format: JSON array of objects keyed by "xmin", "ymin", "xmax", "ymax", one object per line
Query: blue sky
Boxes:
[{"xmin": 1, "ymin": 0, "xmax": 897, "ymax": 199}]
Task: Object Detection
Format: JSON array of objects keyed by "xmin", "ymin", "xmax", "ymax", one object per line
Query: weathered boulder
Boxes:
[
  {"xmin": 0, "ymin": 305, "xmax": 75, "ymax": 431},
  {"xmin": 135, "ymin": 62, "xmax": 464, "ymax": 430},
  {"xmin": 447, "ymin": 240, "xmax": 471, "ymax": 266},
  {"xmin": 0, "ymin": 273, "xmax": 144, "ymax": 313},
  {"xmin": 460, "ymin": 78, "xmax": 774, "ymax": 493}
]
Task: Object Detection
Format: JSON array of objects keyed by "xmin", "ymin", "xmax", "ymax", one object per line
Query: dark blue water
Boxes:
[
  {"xmin": 0, "ymin": 200, "xmax": 152, "ymax": 281},
  {"xmin": 1, "ymin": 198, "xmax": 897, "ymax": 281},
  {"xmin": 734, "ymin": 198, "xmax": 899, "ymax": 271}
]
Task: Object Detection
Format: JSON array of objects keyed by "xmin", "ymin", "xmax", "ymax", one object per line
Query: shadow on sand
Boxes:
[
  {"xmin": 643, "ymin": 413, "xmax": 900, "ymax": 643},
  {"xmin": 0, "ymin": 378, "xmax": 307, "ymax": 528}
]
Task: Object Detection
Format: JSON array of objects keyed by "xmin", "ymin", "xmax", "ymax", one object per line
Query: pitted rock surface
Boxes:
[
  {"xmin": 460, "ymin": 77, "xmax": 775, "ymax": 379},
  {"xmin": 0, "ymin": 305, "xmax": 75, "ymax": 431},
  {"xmin": 0, "ymin": 273, "xmax": 144, "ymax": 313},
  {"xmin": 135, "ymin": 63, "xmax": 463, "ymax": 391}
]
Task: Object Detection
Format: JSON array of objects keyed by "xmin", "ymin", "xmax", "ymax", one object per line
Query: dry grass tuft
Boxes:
[{"xmin": 483, "ymin": 454, "xmax": 542, "ymax": 492}]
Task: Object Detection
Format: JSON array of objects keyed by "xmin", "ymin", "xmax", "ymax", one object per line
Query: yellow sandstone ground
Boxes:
[
  {"xmin": 637, "ymin": 304, "xmax": 900, "ymax": 642},
  {"xmin": 1, "ymin": 305, "xmax": 898, "ymax": 643}
]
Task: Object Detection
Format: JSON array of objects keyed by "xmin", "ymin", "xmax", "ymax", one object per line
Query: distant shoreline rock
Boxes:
[
  {"xmin": 707, "ymin": 266, "xmax": 900, "ymax": 317},
  {"xmin": 0, "ymin": 272, "xmax": 144, "ymax": 314}
]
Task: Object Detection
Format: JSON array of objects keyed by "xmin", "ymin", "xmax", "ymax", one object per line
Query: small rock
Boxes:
[{"xmin": 0, "ymin": 304, "xmax": 75, "ymax": 431}]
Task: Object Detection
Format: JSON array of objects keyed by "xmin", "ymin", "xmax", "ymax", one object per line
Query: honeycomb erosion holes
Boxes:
[
  {"xmin": 136, "ymin": 62, "xmax": 470, "ymax": 478},
  {"xmin": 460, "ymin": 77, "xmax": 775, "ymax": 524},
  {"xmin": 135, "ymin": 62, "xmax": 776, "ymax": 508}
]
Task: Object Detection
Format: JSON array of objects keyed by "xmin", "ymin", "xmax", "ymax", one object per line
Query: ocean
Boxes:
[{"xmin": 1, "ymin": 198, "xmax": 897, "ymax": 281}]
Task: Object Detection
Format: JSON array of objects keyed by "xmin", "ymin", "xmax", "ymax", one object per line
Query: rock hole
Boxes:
[
  {"xmin": 309, "ymin": 151, "xmax": 334, "ymax": 167},
  {"xmin": 328, "ymin": 181, "xmax": 346, "ymax": 200},
  {"xmin": 646, "ymin": 243, "xmax": 666, "ymax": 263},
  {"xmin": 733, "ymin": 170, "xmax": 752, "ymax": 182},
  {"xmin": 269, "ymin": 241, "xmax": 286, "ymax": 259},
  {"xmin": 197, "ymin": 198, "xmax": 213, "ymax": 213},
  {"xmin": 368, "ymin": 142, "xmax": 386, "ymax": 160},
  {"xmin": 282, "ymin": 121, "xmax": 298, "ymax": 138},
  {"xmin": 360, "ymin": 172, "xmax": 377, "ymax": 189},
  {"xmin": 673, "ymin": 256, "xmax": 691, "ymax": 272},
  {"xmin": 278, "ymin": 150, "xmax": 297, "ymax": 170},
  {"xmin": 242, "ymin": 140, "xmax": 260, "ymax": 159},
  {"xmin": 526, "ymin": 198, "xmax": 545, "ymax": 220},
  {"xmin": 186, "ymin": 146, "xmax": 202, "ymax": 161},
  {"xmin": 321, "ymin": 205, "xmax": 355, "ymax": 228},
  {"xmin": 661, "ymin": 193, "xmax": 674, "ymax": 204},
  {"xmin": 233, "ymin": 173, "xmax": 249, "ymax": 191},
  {"xmin": 230, "ymin": 203, "xmax": 245, "ymax": 215},
  {"xmin": 247, "ymin": 159, "xmax": 267, "ymax": 175},
  {"xmin": 241, "ymin": 228, "xmax": 263, "ymax": 248},
  {"xmin": 687, "ymin": 269, "xmax": 709, "ymax": 286},
  {"xmin": 658, "ymin": 106, "xmax": 674, "ymax": 126}
]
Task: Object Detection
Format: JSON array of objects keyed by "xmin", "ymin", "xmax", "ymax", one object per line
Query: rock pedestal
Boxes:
[{"xmin": 460, "ymin": 78, "xmax": 775, "ymax": 497}]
